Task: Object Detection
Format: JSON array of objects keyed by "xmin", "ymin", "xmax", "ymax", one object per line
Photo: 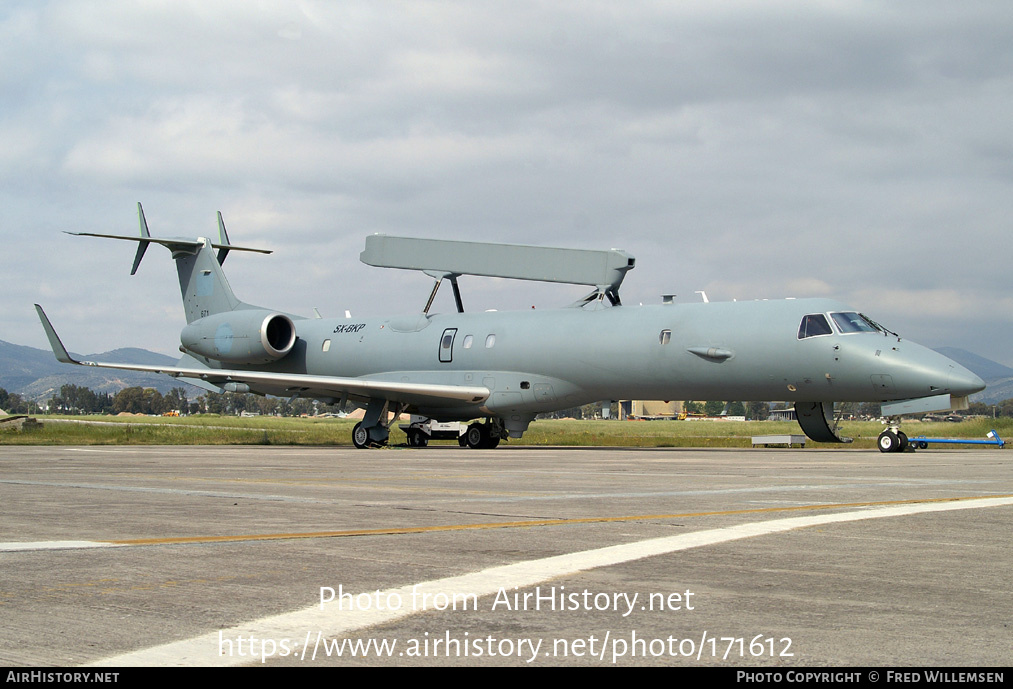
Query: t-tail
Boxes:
[
  {"xmin": 67, "ymin": 204, "xmax": 300, "ymax": 367},
  {"xmin": 67, "ymin": 203, "xmax": 273, "ymax": 324}
]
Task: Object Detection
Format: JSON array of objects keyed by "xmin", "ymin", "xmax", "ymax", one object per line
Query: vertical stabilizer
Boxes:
[{"xmin": 174, "ymin": 238, "xmax": 245, "ymax": 323}]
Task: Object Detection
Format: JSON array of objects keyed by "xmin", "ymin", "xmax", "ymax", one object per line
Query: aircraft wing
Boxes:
[{"xmin": 35, "ymin": 305, "xmax": 489, "ymax": 407}]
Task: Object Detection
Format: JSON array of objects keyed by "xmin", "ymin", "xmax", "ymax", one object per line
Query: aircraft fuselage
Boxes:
[{"xmin": 219, "ymin": 297, "xmax": 980, "ymax": 425}]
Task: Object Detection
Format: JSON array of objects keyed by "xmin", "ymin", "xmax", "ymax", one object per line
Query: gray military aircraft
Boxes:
[{"xmin": 36, "ymin": 204, "xmax": 985, "ymax": 452}]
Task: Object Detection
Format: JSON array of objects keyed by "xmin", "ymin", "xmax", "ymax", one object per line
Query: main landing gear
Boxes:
[
  {"xmin": 351, "ymin": 405, "xmax": 505, "ymax": 449},
  {"xmin": 877, "ymin": 418, "xmax": 910, "ymax": 453},
  {"xmin": 351, "ymin": 399, "xmax": 404, "ymax": 448},
  {"xmin": 461, "ymin": 420, "xmax": 502, "ymax": 449},
  {"xmin": 352, "ymin": 421, "xmax": 381, "ymax": 449}
]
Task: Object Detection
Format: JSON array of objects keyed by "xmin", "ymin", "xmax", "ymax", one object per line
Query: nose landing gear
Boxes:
[{"xmin": 878, "ymin": 418, "xmax": 910, "ymax": 453}]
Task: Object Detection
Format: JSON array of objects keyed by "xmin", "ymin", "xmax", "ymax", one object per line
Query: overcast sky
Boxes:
[{"xmin": 3, "ymin": 1, "xmax": 1012, "ymax": 366}]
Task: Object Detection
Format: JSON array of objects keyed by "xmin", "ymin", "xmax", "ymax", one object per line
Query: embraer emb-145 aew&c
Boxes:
[{"xmin": 36, "ymin": 204, "xmax": 984, "ymax": 452}]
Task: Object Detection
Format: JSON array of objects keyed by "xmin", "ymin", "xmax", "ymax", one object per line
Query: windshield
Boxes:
[
  {"xmin": 798, "ymin": 313, "xmax": 833, "ymax": 339},
  {"xmin": 831, "ymin": 312, "xmax": 883, "ymax": 334}
]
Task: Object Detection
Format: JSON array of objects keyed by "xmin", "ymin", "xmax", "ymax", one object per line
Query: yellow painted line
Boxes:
[
  {"xmin": 108, "ymin": 493, "xmax": 1013, "ymax": 546},
  {"xmin": 169, "ymin": 475, "xmax": 532, "ymax": 496}
]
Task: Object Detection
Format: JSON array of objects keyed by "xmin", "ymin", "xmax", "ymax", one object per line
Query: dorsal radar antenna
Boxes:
[{"xmin": 360, "ymin": 235, "xmax": 635, "ymax": 312}]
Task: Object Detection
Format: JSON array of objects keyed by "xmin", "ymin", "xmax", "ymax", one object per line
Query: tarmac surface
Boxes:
[{"xmin": 1, "ymin": 444, "xmax": 1011, "ymax": 667}]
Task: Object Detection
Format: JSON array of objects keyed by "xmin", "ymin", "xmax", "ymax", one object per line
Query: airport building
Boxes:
[{"xmin": 619, "ymin": 400, "xmax": 684, "ymax": 420}]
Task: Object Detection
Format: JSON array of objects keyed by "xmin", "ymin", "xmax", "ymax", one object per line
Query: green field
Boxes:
[{"xmin": 2, "ymin": 414, "xmax": 1009, "ymax": 450}]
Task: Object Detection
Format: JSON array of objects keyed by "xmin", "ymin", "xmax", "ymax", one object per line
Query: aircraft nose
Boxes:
[
  {"xmin": 948, "ymin": 364, "xmax": 985, "ymax": 397},
  {"xmin": 875, "ymin": 343, "xmax": 986, "ymax": 400}
]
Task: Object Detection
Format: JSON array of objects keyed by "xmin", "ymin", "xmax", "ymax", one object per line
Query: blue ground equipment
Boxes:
[{"xmin": 907, "ymin": 429, "xmax": 1005, "ymax": 450}]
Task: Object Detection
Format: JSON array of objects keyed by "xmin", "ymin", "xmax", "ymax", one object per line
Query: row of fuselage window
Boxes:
[{"xmin": 321, "ymin": 333, "xmax": 500, "ymax": 353}]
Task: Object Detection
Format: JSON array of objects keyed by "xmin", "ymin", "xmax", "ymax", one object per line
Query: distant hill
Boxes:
[
  {"xmin": 0, "ymin": 340, "xmax": 67, "ymax": 392},
  {"xmin": 0, "ymin": 339, "xmax": 185, "ymax": 401}
]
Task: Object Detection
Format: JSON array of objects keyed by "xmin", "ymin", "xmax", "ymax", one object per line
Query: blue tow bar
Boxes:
[{"xmin": 907, "ymin": 430, "xmax": 1005, "ymax": 450}]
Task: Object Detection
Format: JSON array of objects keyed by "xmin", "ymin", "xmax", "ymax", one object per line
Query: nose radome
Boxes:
[
  {"xmin": 948, "ymin": 365, "xmax": 986, "ymax": 397},
  {"xmin": 889, "ymin": 343, "xmax": 986, "ymax": 400}
]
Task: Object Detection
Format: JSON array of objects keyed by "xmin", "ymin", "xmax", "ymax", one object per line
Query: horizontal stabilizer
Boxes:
[
  {"xmin": 69, "ymin": 202, "xmax": 269, "ymax": 275},
  {"xmin": 65, "ymin": 232, "xmax": 272, "ymax": 256}
]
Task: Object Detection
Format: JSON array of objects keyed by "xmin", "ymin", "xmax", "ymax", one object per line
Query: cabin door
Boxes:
[{"xmin": 439, "ymin": 328, "xmax": 457, "ymax": 363}]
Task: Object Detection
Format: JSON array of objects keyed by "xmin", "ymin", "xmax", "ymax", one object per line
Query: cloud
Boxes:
[{"xmin": 2, "ymin": 0, "xmax": 1012, "ymax": 369}]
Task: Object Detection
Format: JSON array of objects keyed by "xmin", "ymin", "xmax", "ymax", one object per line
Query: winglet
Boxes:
[
  {"xmin": 216, "ymin": 211, "xmax": 231, "ymax": 266},
  {"xmin": 34, "ymin": 305, "xmax": 81, "ymax": 365},
  {"xmin": 130, "ymin": 202, "xmax": 151, "ymax": 275}
]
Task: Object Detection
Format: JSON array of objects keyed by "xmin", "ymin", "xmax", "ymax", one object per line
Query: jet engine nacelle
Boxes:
[{"xmin": 180, "ymin": 310, "xmax": 297, "ymax": 364}]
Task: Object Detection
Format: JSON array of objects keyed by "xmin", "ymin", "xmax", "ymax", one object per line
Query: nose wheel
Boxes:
[{"xmin": 877, "ymin": 428, "xmax": 909, "ymax": 453}]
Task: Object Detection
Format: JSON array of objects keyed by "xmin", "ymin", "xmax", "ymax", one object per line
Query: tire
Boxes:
[
  {"xmin": 465, "ymin": 423, "xmax": 486, "ymax": 449},
  {"xmin": 352, "ymin": 422, "xmax": 369, "ymax": 449},
  {"xmin": 878, "ymin": 431, "xmax": 899, "ymax": 453},
  {"xmin": 897, "ymin": 431, "xmax": 909, "ymax": 452},
  {"xmin": 407, "ymin": 430, "xmax": 428, "ymax": 447}
]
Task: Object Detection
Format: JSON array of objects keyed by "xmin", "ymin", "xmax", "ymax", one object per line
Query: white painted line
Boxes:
[
  {"xmin": 0, "ymin": 541, "xmax": 125, "ymax": 552},
  {"xmin": 64, "ymin": 447, "xmax": 132, "ymax": 452},
  {"xmin": 85, "ymin": 495, "xmax": 1013, "ymax": 667}
]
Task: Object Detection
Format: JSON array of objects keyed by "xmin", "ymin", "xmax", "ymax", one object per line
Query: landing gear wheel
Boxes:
[
  {"xmin": 878, "ymin": 430, "xmax": 900, "ymax": 453},
  {"xmin": 352, "ymin": 422, "xmax": 369, "ymax": 449},
  {"xmin": 465, "ymin": 422, "xmax": 502, "ymax": 449},
  {"xmin": 897, "ymin": 431, "xmax": 909, "ymax": 452},
  {"xmin": 465, "ymin": 423, "xmax": 488, "ymax": 449}
]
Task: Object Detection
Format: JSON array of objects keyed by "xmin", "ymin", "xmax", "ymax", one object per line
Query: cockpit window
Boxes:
[
  {"xmin": 798, "ymin": 313, "xmax": 833, "ymax": 339},
  {"xmin": 831, "ymin": 312, "xmax": 881, "ymax": 334}
]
